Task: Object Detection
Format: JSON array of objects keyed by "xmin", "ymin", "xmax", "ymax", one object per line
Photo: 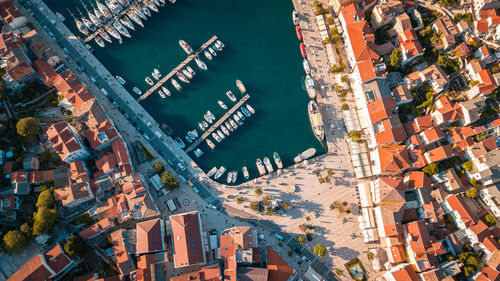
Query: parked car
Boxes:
[
  {"xmin": 193, "ymin": 186, "xmax": 199, "ymax": 193},
  {"xmin": 302, "ymin": 256, "xmax": 311, "ymax": 265},
  {"xmin": 177, "ymin": 163, "xmax": 186, "ymax": 171},
  {"xmin": 179, "ymin": 175, "xmax": 187, "ymax": 183}
]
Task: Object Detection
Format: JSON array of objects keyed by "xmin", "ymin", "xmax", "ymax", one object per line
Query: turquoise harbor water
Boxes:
[{"xmin": 45, "ymin": 0, "xmax": 326, "ymax": 182}]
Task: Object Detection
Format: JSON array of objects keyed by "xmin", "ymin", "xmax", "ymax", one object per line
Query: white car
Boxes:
[
  {"xmin": 302, "ymin": 256, "xmax": 311, "ymax": 265},
  {"xmin": 177, "ymin": 163, "xmax": 186, "ymax": 171},
  {"xmin": 193, "ymin": 187, "xmax": 199, "ymax": 193}
]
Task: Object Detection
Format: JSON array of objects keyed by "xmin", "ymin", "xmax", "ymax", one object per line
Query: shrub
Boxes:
[
  {"xmin": 3, "ymin": 230, "xmax": 27, "ymax": 253},
  {"xmin": 306, "ymin": 216, "xmax": 311, "ymax": 221},
  {"xmin": 296, "ymin": 236, "xmax": 305, "ymax": 244},
  {"xmin": 314, "ymin": 244, "xmax": 326, "ymax": 258},
  {"xmin": 335, "ymin": 269, "xmax": 343, "ymax": 276},
  {"xmin": 16, "ymin": 117, "xmax": 40, "ymax": 139},
  {"xmin": 326, "ymin": 17, "xmax": 334, "ymax": 25},
  {"xmin": 254, "ymin": 188, "xmax": 263, "ymax": 196},
  {"xmin": 466, "ymin": 187, "xmax": 478, "ymax": 198},
  {"xmin": 236, "ymin": 196, "xmax": 244, "ymax": 204},
  {"xmin": 422, "ymin": 163, "xmax": 439, "ymax": 175},
  {"xmin": 341, "ymin": 103, "xmax": 349, "ymax": 110},
  {"xmin": 463, "ymin": 161, "xmax": 473, "ymax": 171},
  {"xmin": 367, "ymin": 252, "xmax": 374, "ymax": 260},
  {"xmin": 485, "ymin": 214, "xmax": 497, "ymax": 226},
  {"xmin": 306, "ymin": 232, "xmax": 313, "ymax": 241},
  {"xmin": 323, "ymin": 37, "xmax": 331, "ymax": 44},
  {"xmin": 470, "ymin": 178, "xmax": 479, "ymax": 187}
]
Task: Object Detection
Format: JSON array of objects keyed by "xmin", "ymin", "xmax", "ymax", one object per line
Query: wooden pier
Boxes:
[
  {"xmin": 137, "ymin": 35, "xmax": 218, "ymax": 101},
  {"xmin": 185, "ymin": 94, "xmax": 250, "ymax": 153}
]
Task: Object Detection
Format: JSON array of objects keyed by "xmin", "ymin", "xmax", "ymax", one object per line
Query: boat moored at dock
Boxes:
[
  {"xmin": 162, "ymin": 86, "xmax": 171, "ymax": 96},
  {"xmin": 303, "ymin": 59, "xmax": 311, "ymax": 75},
  {"xmin": 296, "ymin": 25, "xmax": 302, "ymax": 40},
  {"xmin": 294, "ymin": 148, "xmax": 316, "ymax": 163},
  {"xmin": 242, "ymin": 166, "xmax": 249, "ymax": 180},
  {"xmin": 305, "ymin": 75, "xmax": 315, "ymax": 99},
  {"xmin": 133, "ymin": 87, "xmax": 142, "ymax": 95},
  {"xmin": 256, "ymin": 158, "xmax": 266, "ymax": 176},
  {"xmin": 207, "ymin": 167, "xmax": 217, "ymax": 177},
  {"xmin": 115, "ymin": 76, "xmax": 126, "ymax": 85},
  {"xmin": 236, "ymin": 80, "xmax": 246, "ymax": 93},
  {"xmin": 218, "ymin": 100, "xmax": 227, "ymax": 110},
  {"xmin": 195, "ymin": 57, "xmax": 207, "ymax": 70},
  {"xmin": 175, "ymin": 137, "xmax": 185, "ymax": 149},
  {"xmin": 214, "ymin": 166, "xmax": 226, "ymax": 180},
  {"xmin": 179, "ymin": 39, "xmax": 193, "ymax": 55},
  {"xmin": 273, "ymin": 152, "xmax": 283, "ymax": 169},
  {"xmin": 171, "ymin": 78, "xmax": 182, "ymax": 91},
  {"xmin": 204, "ymin": 50, "xmax": 213, "ymax": 60},
  {"xmin": 293, "ymin": 10, "xmax": 299, "ymax": 25},
  {"xmin": 246, "ymin": 104, "xmax": 255, "ymax": 114},
  {"xmin": 162, "ymin": 124, "xmax": 173, "ymax": 135},
  {"xmin": 263, "ymin": 157, "xmax": 274, "ymax": 173},
  {"xmin": 206, "ymin": 139, "xmax": 215, "ymax": 149},
  {"xmin": 308, "ymin": 100, "xmax": 325, "ymax": 142},
  {"xmin": 300, "ymin": 42, "xmax": 306, "ymax": 58}
]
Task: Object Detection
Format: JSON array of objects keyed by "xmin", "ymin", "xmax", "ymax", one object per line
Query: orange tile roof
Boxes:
[
  {"xmin": 421, "ymin": 126, "xmax": 444, "ymax": 144},
  {"xmin": 424, "ymin": 144, "xmax": 454, "ymax": 163},
  {"xmin": 266, "ymin": 246, "xmax": 294, "ymax": 281},
  {"xmin": 44, "ymin": 243, "xmax": 71, "ymax": 273},
  {"xmin": 367, "ymin": 98, "xmax": 397, "ymax": 123},
  {"xmin": 484, "ymin": 236, "xmax": 500, "ymax": 254},
  {"xmin": 45, "ymin": 122, "xmax": 84, "ymax": 161},
  {"xmin": 170, "ymin": 265, "xmax": 222, "ymax": 281},
  {"xmin": 389, "ymin": 245, "xmax": 406, "ymax": 263},
  {"xmin": 377, "ymin": 145, "xmax": 411, "ymax": 174},
  {"xmin": 109, "ymin": 229, "xmax": 136, "ymax": 276},
  {"xmin": 476, "ymin": 20, "xmax": 489, "ymax": 33},
  {"xmin": 346, "ymin": 21, "xmax": 379, "ymax": 63},
  {"xmin": 407, "ymin": 171, "xmax": 431, "ymax": 188},
  {"xmin": 448, "ymin": 128, "xmax": 475, "ymax": 150},
  {"xmin": 7, "ymin": 254, "xmax": 51, "ymax": 281},
  {"xmin": 136, "ymin": 218, "xmax": 163, "ymax": 254},
  {"xmin": 10, "ymin": 171, "xmax": 27, "ymax": 183},
  {"xmin": 340, "ymin": 3, "xmax": 364, "ymax": 25},
  {"xmin": 375, "ymin": 118, "xmax": 407, "ymax": 144},
  {"xmin": 446, "ymin": 194, "xmax": 478, "ymax": 227},
  {"xmin": 33, "ymin": 59, "xmax": 57, "ymax": 87},
  {"xmin": 111, "ymin": 139, "xmax": 130, "ymax": 167},
  {"xmin": 392, "ymin": 264, "xmax": 419, "ymax": 281},
  {"xmin": 28, "ymin": 170, "xmax": 55, "ymax": 184},
  {"xmin": 7, "ymin": 62, "xmax": 34, "ymax": 81},
  {"xmin": 435, "ymin": 96, "xmax": 463, "ymax": 122},
  {"xmin": 404, "ymin": 116, "xmax": 433, "ymax": 136},
  {"xmin": 53, "ymin": 69, "xmax": 92, "ymax": 110},
  {"xmin": 170, "ymin": 211, "xmax": 205, "ymax": 268},
  {"xmin": 0, "ymin": 1, "xmax": 22, "ymax": 24}
]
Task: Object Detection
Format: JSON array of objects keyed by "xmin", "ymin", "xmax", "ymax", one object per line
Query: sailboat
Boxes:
[
  {"xmin": 77, "ymin": 7, "xmax": 97, "ymax": 32},
  {"xmin": 133, "ymin": 6, "xmax": 147, "ymax": 20},
  {"xmin": 68, "ymin": 9, "xmax": 89, "ymax": 36},
  {"xmin": 120, "ymin": 16, "xmax": 135, "ymax": 31},
  {"xmin": 195, "ymin": 57, "xmax": 207, "ymax": 70},
  {"xmin": 127, "ymin": 10, "xmax": 143, "ymax": 27},
  {"xmin": 162, "ymin": 86, "xmax": 171, "ymax": 96},
  {"xmin": 99, "ymin": 29, "xmax": 112, "ymax": 43},
  {"xmin": 96, "ymin": 1, "xmax": 112, "ymax": 19},
  {"xmin": 112, "ymin": 20, "xmax": 131, "ymax": 38},
  {"xmin": 89, "ymin": 1, "xmax": 105, "ymax": 23},
  {"xmin": 94, "ymin": 36, "xmax": 105, "ymax": 47},
  {"xmin": 145, "ymin": 0, "xmax": 159, "ymax": 12},
  {"xmin": 80, "ymin": 0, "xmax": 100, "ymax": 27},
  {"xmin": 105, "ymin": 25, "xmax": 121, "ymax": 40}
]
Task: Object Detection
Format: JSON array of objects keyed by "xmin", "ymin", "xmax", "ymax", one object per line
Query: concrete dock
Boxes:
[
  {"xmin": 137, "ymin": 35, "xmax": 218, "ymax": 101},
  {"xmin": 185, "ymin": 94, "xmax": 250, "ymax": 153}
]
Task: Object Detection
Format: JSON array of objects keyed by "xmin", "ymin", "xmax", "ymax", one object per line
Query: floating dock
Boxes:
[
  {"xmin": 185, "ymin": 94, "xmax": 250, "ymax": 153},
  {"xmin": 137, "ymin": 35, "xmax": 218, "ymax": 101}
]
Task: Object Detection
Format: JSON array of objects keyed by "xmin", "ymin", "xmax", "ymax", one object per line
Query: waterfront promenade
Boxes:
[
  {"xmin": 185, "ymin": 94, "xmax": 250, "ymax": 153},
  {"xmin": 137, "ymin": 35, "xmax": 218, "ymax": 101}
]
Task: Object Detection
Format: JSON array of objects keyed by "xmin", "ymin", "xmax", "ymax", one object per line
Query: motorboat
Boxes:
[
  {"xmin": 212, "ymin": 132, "xmax": 221, "ymax": 142},
  {"xmin": 236, "ymin": 80, "xmax": 246, "ymax": 93},
  {"xmin": 133, "ymin": 87, "xmax": 142, "ymax": 95},
  {"xmin": 208, "ymin": 47, "xmax": 217, "ymax": 57},
  {"xmin": 203, "ymin": 121, "xmax": 209, "ymax": 128},
  {"xmin": 169, "ymin": 0, "xmax": 177, "ymax": 3},
  {"xmin": 99, "ymin": 29, "xmax": 112, "ymax": 43},
  {"xmin": 176, "ymin": 72, "xmax": 190, "ymax": 83},
  {"xmin": 214, "ymin": 166, "xmax": 226, "ymax": 180},
  {"xmin": 273, "ymin": 152, "xmax": 283, "ymax": 169},
  {"xmin": 162, "ymin": 86, "xmax": 171, "ymax": 96},
  {"xmin": 217, "ymin": 39, "xmax": 225, "ymax": 48},
  {"xmin": 115, "ymin": 76, "xmax": 126, "ymax": 85},
  {"xmin": 152, "ymin": 72, "xmax": 160, "ymax": 80},
  {"xmin": 179, "ymin": 40, "xmax": 193, "ymax": 55},
  {"xmin": 217, "ymin": 130, "xmax": 225, "ymax": 140},
  {"xmin": 242, "ymin": 107, "xmax": 251, "ymax": 117},
  {"xmin": 106, "ymin": 0, "xmax": 123, "ymax": 13},
  {"xmin": 186, "ymin": 66, "xmax": 196, "ymax": 76},
  {"xmin": 207, "ymin": 110, "xmax": 215, "ymax": 120},
  {"xmin": 105, "ymin": 25, "xmax": 121, "ymax": 40},
  {"xmin": 226, "ymin": 91, "xmax": 236, "ymax": 102},
  {"xmin": 204, "ymin": 114, "xmax": 213, "ymax": 124},
  {"xmin": 145, "ymin": 77, "xmax": 154, "ymax": 86},
  {"xmin": 303, "ymin": 59, "xmax": 311, "ymax": 75},
  {"xmin": 300, "ymin": 43, "xmax": 306, "ymax": 58},
  {"xmin": 158, "ymin": 0, "xmax": 166, "ymax": 5},
  {"xmin": 198, "ymin": 122, "xmax": 206, "ymax": 131},
  {"xmin": 153, "ymin": 0, "xmax": 161, "ymax": 7},
  {"xmin": 206, "ymin": 139, "xmax": 215, "ymax": 149},
  {"xmin": 162, "ymin": 124, "xmax": 173, "ymax": 135},
  {"xmin": 294, "ymin": 148, "xmax": 316, "ymax": 163},
  {"xmin": 113, "ymin": 20, "xmax": 131, "ymax": 38},
  {"xmin": 293, "ymin": 10, "xmax": 299, "ymax": 25},
  {"xmin": 246, "ymin": 104, "xmax": 255, "ymax": 114},
  {"xmin": 232, "ymin": 171, "xmax": 238, "ymax": 183},
  {"xmin": 195, "ymin": 57, "xmax": 207, "ymax": 70},
  {"xmin": 120, "ymin": 16, "xmax": 135, "ymax": 31},
  {"xmin": 229, "ymin": 119, "xmax": 238, "ymax": 129},
  {"xmin": 296, "ymin": 25, "xmax": 302, "ymax": 40},
  {"xmin": 175, "ymin": 137, "xmax": 185, "ymax": 149},
  {"xmin": 221, "ymin": 125, "xmax": 230, "ymax": 136},
  {"xmin": 308, "ymin": 100, "xmax": 325, "ymax": 142},
  {"xmin": 204, "ymin": 50, "xmax": 213, "ymax": 60},
  {"xmin": 127, "ymin": 10, "xmax": 144, "ymax": 27},
  {"xmin": 213, "ymin": 42, "xmax": 222, "ymax": 51},
  {"xmin": 185, "ymin": 135, "xmax": 193, "ymax": 143},
  {"xmin": 305, "ymin": 75, "xmax": 315, "ymax": 99},
  {"xmin": 233, "ymin": 114, "xmax": 243, "ymax": 126},
  {"xmin": 225, "ymin": 121, "xmax": 234, "ymax": 132},
  {"xmin": 95, "ymin": 36, "xmax": 105, "ymax": 48},
  {"xmin": 171, "ymin": 78, "xmax": 181, "ymax": 91},
  {"xmin": 182, "ymin": 69, "xmax": 193, "ymax": 79},
  {"xmin": 154, "ymin": 68, "xmax": 161, "ymax": 77},
  {"xmin": 158, "ymin": 90, "xmax": 166, "ymax": 99},
  {"xmin": 118, "ymin": 0, "xmax": 129, "ymax": 8},
  {"xmin": 237, "ymin": 111, "xmax": 245, "ymax": 120},
  {"xmin": 256, "ymin": 158, "xmax": 266, "ymax": 176},
  {"xmin": 218, "ymin": 100, "xmax": 227, "ymax": 110},
  {"xmin": 190, "ymin": 129, "xmax": 198, "ymax": 138},
  {"xmin": 263, "ymin": 157, "xmax": 274, "ymax": 173},
  {"xmin": 242, "ymin": 166, "xmax": 249, "ymax": 180},
  {"xmin": 207, "ymin": 167, "xmax": 217, "ymax": 177},
  {"xmin": 226, "ymin": 171, "xmax": 233, "ymax": 184}
]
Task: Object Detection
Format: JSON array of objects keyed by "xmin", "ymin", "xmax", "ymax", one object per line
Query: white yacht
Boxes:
[
  {"xmin": 95, "ymin": 36, "xmax": 105, "ymax": 47},
  {"xmin": 96, "ymin": 1, "xmax": 112, "ymax": 19},
  {"xmin": 120, "ymin": 16, "xmax": 135, "ymax": 31},
  {"xmin": 171, "ymin": 78, "xmax": 181, "ymax": 91},
  {"xmin": 105, "ymin": 25, "xmax": 121, "ymax": 40},
  {"xmin": 195, "ymin": 57, "xmax": 207, "ymax": 70},
  {"xmin": 162, "ymin": 86, "xmax": 171, "ymax": 96},
  {"xmin": 127, "ymin": 10, "xmax": 144, "ymax": 27},
  {"xmin": 204, "ymin": 50, "xmax": 212, "ymax": 60},
  {"xmin": 112, "ymin": 20, "xmax": 131, "ymax": 38}
]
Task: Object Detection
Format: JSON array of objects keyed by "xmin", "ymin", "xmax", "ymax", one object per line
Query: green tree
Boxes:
[
  {"xmin": 422, "ymin": 163, "xmax": 439, "ymax": 175},
  {"xmin": 296, "ymin": 236, "xmax": 305, "ymax": 244},
  {"xmin": 153, "ymin": 161, "xmax": 165, "ymax": 174},
  {"xmin": 249, "ymin": 201, "xmax": 263, "ymax": 212},
  {"xmin": 485, "ymin": 214, "xmax": 497, "ymax": 226},
  {"xmin": 254, "ymin": 188, "xmax": 263, "ymax": 196},
  {"xmin": 64, "ymin": 236, "xmax": 82, "ymax": 257},
  {"xmin": 236, "ymin": 196, "xmax": 244, "ymax": 204},
  {"xmin": 331, "ymin": 34, "xmax": 341, "ymax": 45},
  {"xmin": 20, "ymin": 223, "xmax": 30, "ymax": 236},
  {"xmin": 16, "ymin": 117, "xmax": 40, "ymax": 139},
  {"xmin": 282, "ymin": 201, "xmax": 290, "ymax": 209},
  {"xmin": 389, "ymin": 49, "xmax": 402, "ymax": 68},
  {"xmin": 160, "ymin": 171, "xmax": 179, "ymax": 191},
  {"xmin": 341, "ymin": 75, "xmax": 348, "ymax": 83},
  {"xmin": 470, "ymin": 178, "xmax": 479, "ymax": 187},
  {"xmin": 466, "ymin": 187, "xmax": 478, "ymax": 198},
  {"xmin": 32, "ymin": 206, "xmax": 58, "ymax": 236},
  {"xmin": 36, "ymin": 190, "xmax": 54, "ymax": 208},
  {"xmin": 348, "ymin": 131, "xmax": 361, "ymax": 142},
  {"xmin": 262, "ymin": 195, "xmax": 271, "ymax": 204},
  {"xmin": 314, "ymin": 244, "xmax": 326, "ymax": 258},
  {"xmin": 463, "ymin": 161, "xmax": 473, "ymax": 171},
  {"xmin": 341, "ymin": 103, "xmax": 349, "ymax": 110},
  {"xmin": 326, "ymin": 17, "xmax": 334, "ymax": 25},
  {"xmin": 3, "ymin": 230, "xmax": 28, "ymax": 253}
]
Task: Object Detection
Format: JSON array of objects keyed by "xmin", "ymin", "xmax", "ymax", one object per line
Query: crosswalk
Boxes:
[{"xmin": 204, "ymin": 196, "xmax": 218, "ymax": 204}]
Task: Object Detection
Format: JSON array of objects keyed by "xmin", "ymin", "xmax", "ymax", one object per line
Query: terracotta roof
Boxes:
[
  {"xmin": 435, "ymin": 96, "xmax": 463, "ymax": 123},
  {"xmin": 420, "ymin": 126, "xmax": 445, "ymax": 144},
  {"xmin": 28, "ymin": 170, "xmax": 55, "ymax": 184},
  {"xmin": 374, "ymin": 117, "xmax": 407, "ymax": 144},
  {"xmin": 10, "ymin": 171, "xmax": 27, "ymax": 183},
  {"xmin": 392, "ymin": 264, "xmax": 419, "ymax": 281},
  {"xmin": 405, "ymin": 116, "xmax": 433, "ymax": 136},
  {"xmin": 448, "ymin": 128, "xmax": 475, "ymax": 150},
  {"xmin": 7, "ymin": 62, "xmax": 34, "ymax": 81},
  {"xmin": 53, "ymin": 69, "xmax": 92, "ymax": 110},
  {"xmin": 266, "ymin": 246, "xmax": 293, "ymax": 281},
  {"xmin": 6, "ymin": 254, "xmax": 52, "ymax": 281},
  {"xmin": 476, "ymin": 20, "xmax": 490, "ymax": 33},
  {"xmin": 406, "ymin": 171, "xmax": 431, "ymax": 188},
  {"xmin": 0, "ymin": 1, "xmax": 22, "ymax": 24},
  {"xmin": 346, "ymin": 20, "xmax": 379, "ymax": 63},
  {"xmin": 477, "ymin": 265, "xmax": 500, "ymax": 281},
  {"xmin": 44, "ymin": 122, "xmax": 84, "ymax": 161},
  {"xmin": 169, "ymin": 265, "xmax": 222, "ymax": 281},
  {"xmin": 109, "ymin": 229, "xmax": 136, "ymax": 276},
  {"xmin": 424, "ymin": 144, "xmax": 454, "ymax": 163},
  {"xmin": 44, "ymin": 243, "xmax": 71, "ymax": 274},
  {"xmin": 340, "ymin": 3, "xmax": 364, "ymax": 25},
  {"xmin": 74, "ymin": 99, "xmax": 118, "ymax": 149},
  {"xmin": 33, "ymin": 59, "xmax": 57, "ymax": 87},
  {"xmin": 446, "ymin": 194, "xmax": 478, "ymax": 227},
  {"xmin": 377, "ymin": 145, "xmax": 411, "ymax": 174},
  {"xmin": 136, "ymin": 218, "xmax": 163, "ymax": 254},
  {"xmin": 170, "ymin": 211, "xmax": 205, "ymax": 268},
  {"xmin": 484, "ymin": 236, "xmax": 500, "ymax": 254},
  {"xmin": 111, "ymin": 139, "xmax": 130, "ymax": 168}
]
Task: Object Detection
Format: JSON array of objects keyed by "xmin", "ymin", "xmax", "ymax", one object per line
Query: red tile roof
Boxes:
[
  {"xmin": 377, "ymin": 145, "xmax": 411, "ymax": 174},
  {"xmin": 367, "ymin": 98, "xmax": 397, "ymax": 123},
  {"xmin": 345, "ymin": 20, "xmax": 379, "ymax": 63},
  {"xmin": 7, "ymin": 254, "xmax": 52, "ymax": 281},
  {"xmin": 44, "ymin": 243, "xmax": 71, "ymax": 273},
  {"xmin": 266, "ymin": 246, "xmax": 293, "ymax": 281},
  {"xmin": 420, "ymin": 126, "xmax": 445, "ymax": 144},
  {"xmin": 170, "ymin": 211, "xmax": 205, "ymax": 268},
  {"xmin": 33, "ymin": 59, "xmax": 57, "ymax": 87},
  {"xmin": 407, "ymin": 171, "xmax": 431, "ymax": 188},
  {"xmin": 45, "ymin": 122, "xmax": 84, "ymax": 161},
  {"xmin": 7, "ymin": 62, "xmax": 34, "ymax": 81},
  {"xmin": 53, "ymin": 69, "xmax": 92, "ymax": 110},
  {"xmin": 136, "ymin": 218, "xmax": 163, "ymax": 254},
  {"xmin": 392, "ymin": 264, "xmax": 419, "ymax": 281},
  {"xmin": 424, "ymin": 144, "xmax": 454, "ymax": 163},
  {"xmin": 0, "ymin": 1, "xmax": 22, "ymax": 24},
  {"xmin": 446, "ymin": 194, "xmax": 478, "ymax": 227}
]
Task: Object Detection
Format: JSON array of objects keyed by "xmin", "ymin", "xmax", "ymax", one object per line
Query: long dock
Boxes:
[
  {"xmin": 137, "ymin": 35, "xmax": 218, "ymax": 101},
  {"xmin": 186, "ymin": 94, "xmax": 250, "ymax": 153}
]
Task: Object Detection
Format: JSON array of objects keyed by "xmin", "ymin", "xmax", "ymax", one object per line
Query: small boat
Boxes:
[
  {"xmin": 264, "ymin": 157, "xmax": 274, "ymax": 173},
  {"xmin": 152, "ymin": 72, "xmax": 160, "ymax": 80},
  {"xmin": 206, "ymin": 139, "xmax": 215, "ymax": 149},
  {"xmin": 308, "ymin": 100, "xmax": 325, "ymax": 142},
  {"xmin": 218, "ymin": 100, "xmax": 227, "ymax": 110},
  {"xmin": 296, "ymin": 25, "xmax": 303, "ymax": 40},
  {"xmin": 162, "ymin": 86, "xmax": 171, "ymax": 96},
  {"xmin": 221, "ymin": 125, "xmax": 230, "ymax": 136},
  {"xmin": 199, "ymin": 122, "xmax": 206, "ymax": 131},
  {"xmin": 179, "ymin": 39, "xmax": 193, "ymax": 55},
  {"xmin": 145, "ymin": 77, "xmax": 154, "ymax": 86},
  {"xmin": 226, "ymin": 91, "xmax": 236, "ymax": 102},
  {"xmin": 230, "ymin": 119, "xmax": 238, "ymax": 129},
  {"xmin": 225, "ymin": 121, "xmax": 234, "ymax": 132},
  {"xmin": 242, "ymin": 107, "xmax": 251, "ymax": 117},
  {"xmin": 215, "ymin": 166, "xmax": 226, "ymax": 180},
  {"xmin": 127, "ymin": 10, "xmax": 143, "ymax": 27},
  {"xmin": 96, "ymin": 1, "xmax": 112, "ymax": 19},
  {"xmin": 194, "ymin": 148, "xmax": 203, "ymax": 158},
  {"xmin": 207, "ymin": 167, "xmax": 217, "ymax": 177},
  {"xmin": 305, "ymin": 75, "xmax": 315, "ymax": 99},
  {"xmin": 234, "ymin": 114, "xmax": 243, "ymax": 126},
  {"xmin": 294, "ymin": 148, "xmax": 317, "ymax": 163},
  {"xmin": 227, "ymin": 171, "xmax": 233, "ymax": 184},
  {"xmin": 146, "ymin": 0, "xmax": 159, "ymax": 12},
  {"xmin": 204, "ymin": 50, "xmax": 213, "ymax": 60},
  {"xmin": 112, "ymin": 20, "xmax": 131, "ymax": 38},
  {"xmin": 232, "ymin": 171, "xmax": 238, "ymax": 183},
  {"xmin": 133, "ymin": 87, "xmax": 142, "ymax": 95},
  {"xmin": 300, "ymin": 43, "xmax": 306, "ymax": 58},
  {"xmin": 116, "ymin": 76, "xmax": 126, "ymax": 85},
  {"xmin": 246, "ymin": 104, "xmax": 255, "ymax": 114},
  {"xmin": 203, "ymin": 121, "xmax": 209, "ymax": 128},
  {"xmin": 191, "ymin": 129, "xmax": 198, "ymax": 138},
  {"xmin": 208, "ymin": 47, "xmax": 217, "ymax": 57},
  {"xmin": 158, "ymin": 90, "xmax": 166, "ymax": 99},
  {"xmin": 256, "ymin": 158, "xmax": 266, "ymax": 176},
  {"xmin": 217, "ymin": 130, "xmax": 225, "ymax": 140},
  {"xmin": 171, "ymin": 79, "xmax": 181, "ymax": 91},
  {"xmin": 237, "ymin": 111, "xmax": 245, "ymax": 120},
  {"xmin": 176, "ymin": 72, "xmax": 190, "ymax": 83},
  {"xmin": 204, "ymin": 114, "xmax": 213, "ymax": 124},
  {"xmin": 293, "ymin": 10, "xmax": 299, "ymax": 25},
  {"xmin": 153, "ymin": 68, "xmax": 161, "ymax": 78},
  {"xmin": 185, "ymin": 135, "xmax": 193, "ymax": 143},
  {"xmin": 162, "ymin": 124, "xmax": 173, "ymax": 135},
  {"xmin": 273, "ymin": 152, "xmax": 283, "ymax": 169},
  {"xmin": 169, "ymin": 0, "xmax": 176, "ymax": 3},
  {"xmin": 207, "ymin": 110, "xmax": 215, "ymax": 120},
  {"xmin": 186, "ymin": 66, "xmax": 196, "ymax": 76},
  {"xmin": 182, "ymin": 69, "xmax": 193, "ymax": 79},
  {"xmin": 134, "ymin": 6, "xmax": 147, "ymax": 20},
  {"xmin": 212, "ymin": 132, "xmax": 221, "ymax": 142},
  {"xmin": 187, "ymin": 131, "xmax": 196, "ymax": 140},
  {"xmin": 216, "ymin": 39, "xmax": 225, "ymax": 48},
  {"xmin": 242, "ymin": 166, "xmax": 249, "ymax": 180},
  {"xmin": 95, "ymin": 36, "xmax": 105, "ymax": 48},
  {"xmin": 141, "ymin": 5, "xmax": 152, "ymax": 17},
  {"xmin": 175, "ymin": 137, "xmax": 185, "ymax": 149},
  {"xmin": 303, "ymin": 59, "xmax": 311, "ymax": 75},
  {"xmin": 236, "ymin": 80, "xmax": 246, "ymax": 93},
  {"xmin": 195, "ymin": 57, "xmax": 208, "ymax": 70},
  {"xmin": 213, "ymin": 42, "xmax": 222, "ymax": 51}
]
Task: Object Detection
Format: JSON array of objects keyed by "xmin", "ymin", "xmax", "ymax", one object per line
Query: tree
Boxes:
[
  {"xmin": 36, "ymin": 190, "xmax": 54, "ymax": 208},
  {"xmin": 466, "ymin": 187, "xmax": 478, "ymax": 198},
  {"xmin": 20, "ymin": 223, "xmax": 30, "ymax": 236},
  {"xmin": 16, "ymin": 117, "xmax": 40, "ymax": 139},
  {"xmin": 422, "ymin": 163, "xmax": 439, "ymax": 175},
  {"xmin": 463, "ymin": 161, "xmax": 473, "ymax": 171},
  {"xmin": 314, "ymin": 244, "xmax": 326, "ymax": 258},
  {"xmin": 153, "ymin": 161, "xmax": 165, "ymax": 174},
  {"xmin": 236, "ymin": 196, "xmax": 244, "ymax": 204},
  {"xmin": 33, "ymin": 206, "xmax": 58, "ymax": 236},
  {"xmin": 3, "ymin": 230, "xmax": 27, "ymax": 253},
  {"xmin": 470, "ymin": 178, "xmax": 479, "ymax": 187},
  {"xmin": 485, "ymin": 214, "xmax": 497, "ymax": 226},
  {"xmin": 341, "ymin": 103, "xmax": 349, "ymax": 110},
  {"xmin": 296, "ymin": 236, "xmax": 305, "ymax": 244},
  {"xmin": 262, "ymin": 195, "xmax": 271, "ymax": 204},
  {"xmin": 348, "ymin": 131, "xmax": 361, "ymax": 142},
  {"xmin": 254, "ymin": 188, "xmax": 263, "ymax": 196},
  {"xmin": 331, "ymin": 34, "xmax": 341, "ymax": 45},
  {"xmin": 389, "ymin": 49, "xmax": 402, "ymax": 68},
  {"xmin": 326, "ymin": 17, "xmax": 334, "ymax": 25},
  {"xmin": 341, "ymin": 75, "xmax": 348, "ymax": 83},
  {"xmin": 160, "ymin": 171, "xmax": 179, "ymax": 191},
  {"xmin": 249, "ymin": 201, "xmax": 263, "ymax": 212},
  {"xmin": 282, "ymin": 201, "xmax": 290, "ymax": 209},
  {"xmin": 64, "ymin": 235, "xmax": 84, "ymax": 257}
]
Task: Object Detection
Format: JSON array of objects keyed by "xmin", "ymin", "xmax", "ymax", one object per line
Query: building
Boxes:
[
  {"xmin": 432, "ymin": 15, "xmax": 459, "ymax": 50},
  {"xmin": 170, "ymin": 211, "xmax": 206, "ymax": 268},
  {"xmin": 136, "ymin": 218, "xmax": 165, "ymax": 255},
  {"xmin": 54, "ymin": 160, "xmax": 93, "ymax": 208},
  {"xmin": 45, "ymin": 122, "xmax": 90, "ymax": 163},
  {"xmin": 371, "ymin": 1, "xmax": 404, "ymax": 28},
  {"xmin": 109, "ymin": 229, "xmax": 136, "ymax": 276}
]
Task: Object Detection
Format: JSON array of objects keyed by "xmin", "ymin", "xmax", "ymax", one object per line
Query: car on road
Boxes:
[
  {"xmin": 193, "ymin": 186, "xmax": 199, "ymax": 193},
  {"xmin": 302, "ymin": 256, "xmax": 311, "ymax": 265},
  {"xmin": 274, "ymin": 233, "xmax": 284, "ymax": 241},
  {"xmin": 90, "ymin": 76, "xmax": 96, "ymax": 83},
  {"xmin": 179, "ymin": 175, "xmax": 187, "ymax": 184},
  {"xmin": 177, "ymin": 163, "xmax": 186, "ymax": 171},
  {"xmin": 208, "ymin": 204, "xmax": 216, "ymax": 210}
]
